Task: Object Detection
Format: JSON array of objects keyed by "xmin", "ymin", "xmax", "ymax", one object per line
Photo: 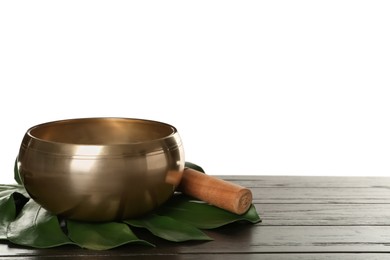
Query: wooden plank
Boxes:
[
  {"xmin": 2, "ymin": 225, "xmax": 390, "ymax": 255},
  {"xmin": 251, "ymin": 187, "xmax": 390, "ymax": 203},
  {"xmin": 219, "ymin": 176, "xmax": 390, "ymax": 188},
  {"xmin": 256, "ymin": 203, "xmax": 390, "ymax": 225},
  {"xmin": 3, "ymin": 253, "xmax": 390, "ymax": 260},
  {"xmin": 177, "ymin": 225, "xmax": 390, "ymax": 253}
]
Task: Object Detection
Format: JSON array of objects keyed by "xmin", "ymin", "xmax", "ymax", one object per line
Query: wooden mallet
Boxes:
[{"xmin": 178, "ymin": 167, "xmax": 253, "ymax": 215}]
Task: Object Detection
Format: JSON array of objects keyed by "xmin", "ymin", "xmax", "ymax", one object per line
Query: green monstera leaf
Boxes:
[
  {"xmin": 125, "ymin": 214, "xmax": 212, "ymax": 242},
  {"xmin": 67, "ymin": 220, "xmax": 154, "ymax": 250},
  {"xmin": 156, "ymin": 195, "xmax": 261, "ymax": 229},
  {"xmin": 6, "ymin": 199, "xmax": 74, "ymax": 248},
  {"xmin": 0, "ymin": 187, "xmax": 28, "ymax": 240}
]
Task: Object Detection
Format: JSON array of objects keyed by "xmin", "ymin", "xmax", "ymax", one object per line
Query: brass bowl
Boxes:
[{"xmin": 17, "ymin": 118, "xmax": 184, "ymax": 222}]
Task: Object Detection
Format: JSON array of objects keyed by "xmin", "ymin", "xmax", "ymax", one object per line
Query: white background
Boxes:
[{"xmin": 1, "ymin": 1, "xmax": 389, "ymax": 184}]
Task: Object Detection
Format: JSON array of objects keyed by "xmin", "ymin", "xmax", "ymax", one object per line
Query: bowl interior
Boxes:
[{"xmin": 29, "ymin": 118, "xmax": 175, "ymax": 145}]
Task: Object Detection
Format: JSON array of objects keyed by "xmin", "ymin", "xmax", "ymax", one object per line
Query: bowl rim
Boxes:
[{"xmin": 25, "ymin": 117, "xmax": 180, "ymax": 146}]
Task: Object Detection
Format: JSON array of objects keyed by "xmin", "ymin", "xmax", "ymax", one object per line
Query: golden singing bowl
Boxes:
[{"xmin": 17, "ymin": 118, "xmax": 184, "ymax": 222}]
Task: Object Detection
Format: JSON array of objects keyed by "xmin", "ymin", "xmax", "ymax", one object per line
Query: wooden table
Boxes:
[{"xmin": 1, "ymin": 176, "xmax": 390, "ymax": 259}]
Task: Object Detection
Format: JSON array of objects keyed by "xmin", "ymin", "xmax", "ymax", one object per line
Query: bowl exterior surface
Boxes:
[{"xmin": 18, "ymin": 118, "xmax": 184, "ymax": 221}]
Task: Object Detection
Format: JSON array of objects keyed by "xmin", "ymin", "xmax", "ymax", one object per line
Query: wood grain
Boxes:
[
  {"xmin": 221, "ymin": 176, "xmax": 390, "ymax": 188},
  {"xmin": 4, "ymin": 254, "xmax": 390, "ymax": 260},
  {"xmin": 257, "ymin": 203, "xmax": 390, "ymax": 225},
  {"xmin": 251, "ymin": 187, "xmax": 390, "ymax": 203}
]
